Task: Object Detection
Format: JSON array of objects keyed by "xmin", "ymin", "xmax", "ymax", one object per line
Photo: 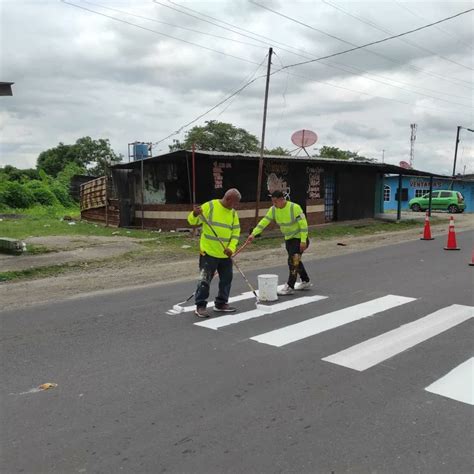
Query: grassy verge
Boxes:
[
  {"xmin": 249, "ymin": 218, "xmax": 425, "ymax": 251},
  {"xmin": 0, "ymin": 262, "xmax": 84, "ymax": 282},
  {"xmin": 0, "ymin": 206, "xmax": 431, "ymax": 284},
  {"xmin": 1, "ymin": 205, "xmax": 169, "ymax": 240}
]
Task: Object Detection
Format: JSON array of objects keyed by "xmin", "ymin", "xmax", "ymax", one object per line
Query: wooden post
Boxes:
[{"xmin": 254, "ymin": 47, "xmax": 273, "ymax": 227}]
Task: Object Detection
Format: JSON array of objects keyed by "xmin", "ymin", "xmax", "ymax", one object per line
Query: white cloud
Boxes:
[{"xmin": 0, "ymin": 0, "xmax": 472, "ymax": 175}]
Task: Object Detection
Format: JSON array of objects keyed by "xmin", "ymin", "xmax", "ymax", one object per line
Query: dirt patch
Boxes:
[
  {"xmin": 0, "ymin": 236, "xmax": 145, "ymax": 272},
  {"xmin": 1, "ymin": 214, "xmax": 473, "ymax": 311}
]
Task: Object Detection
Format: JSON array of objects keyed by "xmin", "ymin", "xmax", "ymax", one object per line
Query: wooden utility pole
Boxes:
[{"xmin": 254, "ymin": 47, "xmax": 273, "ymax": 227}]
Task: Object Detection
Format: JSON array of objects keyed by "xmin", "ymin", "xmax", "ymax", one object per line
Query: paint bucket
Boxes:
[{"xmin": 257, "ymin": 274, "xmax": 279, "ymax": 302}]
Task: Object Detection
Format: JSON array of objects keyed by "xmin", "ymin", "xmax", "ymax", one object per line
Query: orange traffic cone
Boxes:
[
  {"xmin": 444, "ymin": 216, "xmax": 460, "ymax": 251},
  {"xmin": 420, "ymin": 211, "xmax": 434, "ymax": 241},
  {"xmin": 469, "ymin": 247, "xmax": 474, "ymax": 266}
]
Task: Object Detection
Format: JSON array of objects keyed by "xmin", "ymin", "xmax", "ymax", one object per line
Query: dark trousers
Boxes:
[
  {"xmin": 195, "ymin": 254, "xmax": 233, "ymax": 308},
  {"xmin": 285, "ymin": 238, "xmax": 310, "ymax": 288}
]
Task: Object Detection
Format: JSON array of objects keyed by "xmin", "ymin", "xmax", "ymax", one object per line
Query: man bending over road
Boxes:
[{"xmin": 187, "ymin": 188, "xmax": 241, "ymax": 318}]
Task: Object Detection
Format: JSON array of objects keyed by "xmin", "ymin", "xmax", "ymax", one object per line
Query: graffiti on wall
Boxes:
[
  {"xmin": 306, "ymin": 167, "xmax": 323, "ymax": 199},
  {"xmin": 213, "ymin": 161, "xmax": 232, "ymax": 189},
  {"xmin": 265, "ymin": 162, "xmax": 290, "ymax": 198}
]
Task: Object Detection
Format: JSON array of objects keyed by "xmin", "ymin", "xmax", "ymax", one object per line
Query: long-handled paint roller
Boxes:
[
  {"xmin": 199, "ymin": 214, "xmax": 272, "ymax": 313},
  {"xmin": 167, "ymin": 239, "xmax": 254, "ymax": 315},
  {"xmin": 167, "ymin": 292, "xmax": 195, "ymax": 315}
]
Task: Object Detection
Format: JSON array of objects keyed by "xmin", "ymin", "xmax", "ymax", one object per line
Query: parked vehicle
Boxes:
[{"xmin": 409, "ymin": 190, "xmax": 466, "ymax": 213}]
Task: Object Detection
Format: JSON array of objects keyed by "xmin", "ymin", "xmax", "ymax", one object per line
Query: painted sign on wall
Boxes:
[
  {"xmin": 213, "ymin": 161, "xmax": 232, "ymax": 189},
  {"xmin": 265, "ymin": 162, "xmax": 290, "ymax": 198},
  {"xmin": 307, "ymin": 167, "xmax": 324, "ymax": 199}
]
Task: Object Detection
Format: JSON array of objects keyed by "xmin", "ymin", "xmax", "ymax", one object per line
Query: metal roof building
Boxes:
[{"xmin": 82, "ymin": 149, "xmax": 446, "ymax": 230}]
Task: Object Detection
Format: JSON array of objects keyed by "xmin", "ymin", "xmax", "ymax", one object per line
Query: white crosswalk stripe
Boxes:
[
  {"xmin": 250, "ymin": 295, "xmax": 416, "ymax": 347},
  {"xmin": 425, "ymin": 357, "xmax": 474, "ymax": 406},
  {"xmin": 171, "ymin": 285, "xmax": 288, "ymax": 314},
  {"xmin": 194, "ymin": 295, "xmax": 328, "ymax": 330},
  {"xmin": 322, "ymin": 304, "xmax": 473, "ymax": 371},
  {"xmin": 176, "ymin": 291, "xmax": 256, "ymax": 313}
]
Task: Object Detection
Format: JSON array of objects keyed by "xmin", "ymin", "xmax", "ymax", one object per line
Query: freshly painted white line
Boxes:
[
  {"xmin": 425, "ymin": 357, "xmax": 474, "ymax": 406},
  {"xmin": 194, "ymin": 295, "xmax": 328, "ymax": 330},
  {"xmin": 250, "ymin": 295, "xmax": 416, "ymax": 347},
  {"xmin": 178, "ymin": 291, "xmax": 255, "ymax": 313},
  {"xmin": 177, "ymin": 285, "xmax": 287, "ymax": 313},
  {"xmin": 323, "ymin": 304, "xmax": 473, "ymax": 371}
]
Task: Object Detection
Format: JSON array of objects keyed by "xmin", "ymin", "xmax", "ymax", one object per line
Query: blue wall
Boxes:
[{"xmin": 383, "ymin": 176, "xmax": 474, "ymax": 213}]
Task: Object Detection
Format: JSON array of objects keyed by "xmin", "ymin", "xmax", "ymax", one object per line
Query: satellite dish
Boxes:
[
  {"xmin": 399, "ymin": 161, "xmax": 411, "ymax": 169},
  {"xmin": 291, "ymin": 129, "xmax": 318, "ymax": 148}
]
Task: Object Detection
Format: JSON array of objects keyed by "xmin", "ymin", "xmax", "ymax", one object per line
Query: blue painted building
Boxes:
[{"xmin": 383, "ymin": 175, "xmax": 474, "ymax": 213}]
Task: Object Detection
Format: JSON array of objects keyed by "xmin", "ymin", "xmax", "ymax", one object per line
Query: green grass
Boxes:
[
  {"xmin": 0, "ymin": 205, "xmax": 165, "ymax": 240},
  {"xmin": 249, "ymin": 219, "xmax": 424, "ymax": 251},
  {"xmin": 0, "ymin": 206, "xmax": 431, "ymax": 284},
  {"xmin": 0, "ymin": 262, "xmax": 84, "ymax": 282}
]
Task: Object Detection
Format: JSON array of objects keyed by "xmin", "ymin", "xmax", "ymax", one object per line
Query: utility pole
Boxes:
[
  {"xmin": 254, "ymin": 47, "xmax": 273, "ymax": 227},
  {"xmin": 452, "ymin": 125, "xmax": 474, "ymax": 177},
  {"xmin": 382, "ymin": 149, "xmax": 385, "ymax": 163},
  {"xmin": 409, "ymin": 123, "xmax": 417, "ymax": 168},
  {"xmin": 452, "ymin": 125, "xmax": 461, "ymax": 177}
]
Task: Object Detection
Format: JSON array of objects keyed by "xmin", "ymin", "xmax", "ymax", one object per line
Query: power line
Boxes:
[
  {"xmin": 159, "ymin": 0, "xmax": 473, "ymax": 102},
  {"xmin": 165, "ymin": 0, "xmax": 308, "ymax": 57},
  {"xmin": 298, "ymin": 56, "xmax": 472, "ymax": 109},
  {"xmin": 281, "ymin": 68, "xmax": 471, "ymax": 115},
  {"xmin": 215, "ymin": 54, "xmax": 269, "ymax": 118},
  {"xmin": 64, "ymin": 0, "xmax": 472, "ymax": 146},
  {"xmin": 69, "ymin": 0, "xmax": 471, "ymax": 108},
  {"xmin": 268, "ymin": 6, "xmax": 474, "ymax": 77},
  {"xmin": 393, "ymin": 0, "xmax": 474, "ymax": 51},
  {"xmin": 250, "ymin": 1, "xmax": 474, "ymax": 89},
  {"xmin": 151, "ymin": 69, "xmax": 268, "ymax": 147},
  {"xmin": 62, "ymin": 1, "xmax": 260, "ymax": 66},
  {"xmin": 321, "ymin": 0, "xmax": 473, "ymax": 71},
  {"xmin": 80, "ymin": 0, "xmax": 267, "ymax": 50},
  {"xmin": 153, "ymin": 0, "xmax": 317, "ymax": 60}
]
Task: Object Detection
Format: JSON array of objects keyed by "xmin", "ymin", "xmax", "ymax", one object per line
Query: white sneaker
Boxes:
[
  {"xmin": 295, "ymin": 281, "xmax": 312, "ymax": 291},
  {"xmin": 277, "ymin": 284, "xmax": 294, "ymax": 296}
]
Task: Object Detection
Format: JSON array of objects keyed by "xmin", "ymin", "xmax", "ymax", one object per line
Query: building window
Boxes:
[
  {"xmin": 384, "ymin": 185, "xmax": 391, "ymax": 202},
  {"xmin": 415, "ymin": 189, "xmax": 427, "ymax": 198}
]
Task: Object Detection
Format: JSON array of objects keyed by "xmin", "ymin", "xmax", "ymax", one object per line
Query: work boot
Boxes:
[
  {"xmin": 295, "ymin": 281, "xmax": 312, "ymax": 291},
  {"xmin": 194, "ymin": 306, "xmax": 209, "ymax": 318},
  {"xmin": 214, "ymin": 303, "xmax": 237, "ymax": 313},
  {"xmin": 277, "ymin": 284, "xmax": 294, "ymax": 296}
]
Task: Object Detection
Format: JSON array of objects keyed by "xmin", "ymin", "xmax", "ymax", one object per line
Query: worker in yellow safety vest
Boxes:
[
  {"xmin": 187, "ymin": 188, "xmax": 241, "ymax": 318},
  {"xmin": 247, "ymin": 190, "xmax": 311, "ymax": 295}
]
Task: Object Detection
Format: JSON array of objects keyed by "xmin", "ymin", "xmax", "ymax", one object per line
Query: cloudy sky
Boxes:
[{"xmin": 1, "ymin": 0, "xmax": 473, "ymax": 174}]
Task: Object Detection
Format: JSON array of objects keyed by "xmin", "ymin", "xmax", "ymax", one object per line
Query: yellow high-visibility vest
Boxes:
[
  {"xmin": 252, "ymin": 201, "xmax": 308, "ymax": 241},
  {"xmin": 188, "ymin": 199, "xmax": 240, "ymax": 258}
]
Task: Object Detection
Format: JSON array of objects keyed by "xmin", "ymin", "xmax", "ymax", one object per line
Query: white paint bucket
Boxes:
[{"xmin": 257, "ymin": 274, "xmax": 279, "ymax": 301}]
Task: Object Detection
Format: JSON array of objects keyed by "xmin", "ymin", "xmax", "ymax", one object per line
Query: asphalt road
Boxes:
[{"xmin": 1, "ymin": 231, "xmax": 473, "ymax": 474}]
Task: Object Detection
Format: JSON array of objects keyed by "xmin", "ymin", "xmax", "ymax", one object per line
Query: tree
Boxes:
[
  {"xmin": 0, "ymin": 165, "xmax": 40, "ymax": 182},
  {"xmin": 265, "ymin": 146, "xmax": 290, "ymax": 156},
  {"xmin": 37, "ymin": 137, "xmax": 122, "ymax": 177},
  {"xmin": 169, "ymin": 121, "xmax": 260, "ymax": 153},
  {"xmin": 317, "ymin": 146, "xmax": 374, "ymax": 162}
]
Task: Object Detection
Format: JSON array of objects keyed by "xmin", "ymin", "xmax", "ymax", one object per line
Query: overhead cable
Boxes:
[
  {"xmin": 62, "ymin": 0, "xmax": 260, "ymax": 66},
  {"xmin": 164, "ymin": 0, "xmax": 472, "ymax": 102},
  {"xmin": 250, "ymin": 1, "xmax": 474, "ymax": 89},
  {"xmin": 81, "ymin": 0, "xmax": 267, "ymax": 50},
  {"xmin": 321, "ymin": 0, "xmax": 473, "ymax": 71},
  {"xmin": 393, "ymin": 0, "xmax": 473, "ymax": 51}
]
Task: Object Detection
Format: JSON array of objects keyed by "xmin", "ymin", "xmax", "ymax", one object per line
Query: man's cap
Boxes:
[{"xmin": 269, "ymin": 190, "xmax": 285, "ymax": 199}]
